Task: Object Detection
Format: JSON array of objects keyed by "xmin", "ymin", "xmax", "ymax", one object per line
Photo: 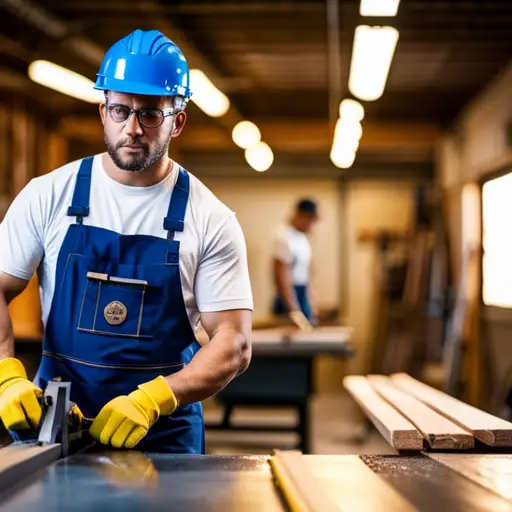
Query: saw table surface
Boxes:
[{"xmin": 2, "ymin": 450, "xmax": 512, "ymax": 511}]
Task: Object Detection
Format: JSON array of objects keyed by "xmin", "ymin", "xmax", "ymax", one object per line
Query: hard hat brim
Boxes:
[{"xmin": 94, "ymin": 75, "xmax": 191, "ymax": 98}]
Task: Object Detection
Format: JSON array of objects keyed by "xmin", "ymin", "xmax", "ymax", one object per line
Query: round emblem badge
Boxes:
[{"xmin": 104, "ymin": 301, "xmax": 128, "ymax": 325}]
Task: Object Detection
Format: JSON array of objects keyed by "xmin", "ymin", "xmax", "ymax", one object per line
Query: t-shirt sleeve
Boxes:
[
  {"xmin": 195, "ymin": 213, "xmax": 253, "ymax": 312},
  {"xmin": 273, "ymin": 230, "xmax": 292, "ymax": 264},
  {"xmin": 0, "ymin": 179, "xmax": 45, "ymax": 281}
]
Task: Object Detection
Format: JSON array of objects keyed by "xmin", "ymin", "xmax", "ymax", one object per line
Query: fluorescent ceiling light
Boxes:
[
  {"xmin": 245, "ymin": 142, "xmax": 273, "ymax": 172},
  {"xmin": 28, "ymin": 60, "xmax": 103, "ymax": 103},
  {"xmin": 333, "ymin": 119, "xmax": 362, "ymax": 146},
  {"xmin": 360, "ymin": 0, "xmax": 401, "ymax": 16},
  {"xmin": 190, "ymin": 69, "xmax": 230, "ymax": 117},
  {"xmin": 232, "ymin": 121, "xmax": 261, "ymax": 149},
  {"xmin": 339, "ymin": 99, "xmax": 365, "ymax": 122},
  {"xmin": 348, "ymin": 25, "xmax": 399, "ymax": 101},
  {"xmin": 330, "ymin": 118, "xmax": 362, "ymax": 169},
  {"xmin": 330, "ymin": 146, "xmax": 356, "ymax": 169}
]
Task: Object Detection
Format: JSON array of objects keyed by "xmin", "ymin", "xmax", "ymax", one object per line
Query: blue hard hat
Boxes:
[{"xmin": 94, "ymin": 29, "xmax": 192, "ymax": 98}]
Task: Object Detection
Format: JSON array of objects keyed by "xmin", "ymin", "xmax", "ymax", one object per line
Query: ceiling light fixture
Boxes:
[
  {"xmin": 232, "ymin": 121, "xmax": 261, "ymax": 149},
  {"xmin": 360, "ymin": 0, "xmax": 401, "ymax": 17},
  {"xmin": 189, "ymin": 69, "xmax": 230, "ymax": 117},
  {"xmin": 28, "ymin": 60, "xmax": 103, "ymax": 103},
  {"xmin": 330, "ymin": 146, "xmax": 357, "ymax": 169},
  {"xmin": 339, "ymin": 99, "xmax": 365, "ymax": 122},
  {"xmin": 245, "ymin": 141, "xmax": 274, "ymax": 172},
  {"xmin": 330, "ymin": 110, "xmax": 364, "ymax": 170},
  {"xmin": 348, "ymin": 25, "xmax": 399, "ymax": 101}
]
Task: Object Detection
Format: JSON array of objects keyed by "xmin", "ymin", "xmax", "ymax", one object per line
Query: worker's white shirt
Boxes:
[
  {"xmin": 0, "ymin": 154, "xmax": 253, "ymax": 330},
  {"xmin": 273, "ymin": 225, "xmax": 312, "ymax": 286}
]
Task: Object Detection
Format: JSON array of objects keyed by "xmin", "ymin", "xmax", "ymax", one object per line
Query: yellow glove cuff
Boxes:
[
  {"xmin": 138, "ymin": 376, "xmax": 178, "ymax": 416},
  {"xmin": 0, "ymin": 358, "xmax": 28, "ymax": 387}
]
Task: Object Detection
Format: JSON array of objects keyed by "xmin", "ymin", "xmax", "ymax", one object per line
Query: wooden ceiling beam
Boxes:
[{"xmin": 58, "ymin": 116, "xmax": 440, "ymax": 153}]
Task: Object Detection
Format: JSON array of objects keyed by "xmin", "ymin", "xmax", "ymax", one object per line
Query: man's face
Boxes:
[
  {"xmin": 295, "ymin": 212, "xmax": 319, "ymax": 234},
  {"xmin": 100, "ymin": 91, "xmax": 186, "ymax": 172}
]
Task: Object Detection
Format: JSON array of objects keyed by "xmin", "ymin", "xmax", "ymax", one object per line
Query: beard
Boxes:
[{"xmin": 105, "ymin": 132, "xmax": 171, "ymax": 173}]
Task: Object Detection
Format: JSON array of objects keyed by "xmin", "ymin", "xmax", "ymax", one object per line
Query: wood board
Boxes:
[
  {"xmin": 367, "ymin": 375, "xmax": 474, "ymax": 450},
  {"xmin": 343, "ymin": 376, "xmax": 424, "ymax": 450},
  {"xmin": 0, "ymin": 444, "xmax": 61, "ymax": 495},
  {"xmin": 270, "ymin": 450, "xmax": 417, "ymax": 512},
  {"xmin": 391, "ymin": 372, "xmax": 512, "ymax": 447},
  {"xmin": 269, "ymin": 450, "xmax": 342, "ymax": 512},
  {"xmin": 305, "ymin": 455, "xmax": 418, "ymax": 512}
]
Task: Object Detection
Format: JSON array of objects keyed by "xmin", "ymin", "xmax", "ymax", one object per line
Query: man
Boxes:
[
  {"xmin": 0, "ymin": 29, "xmax": 253, "ymax": 454},
  {"xmin": 272, "ymin": 199, "xmax": 319, "ymax": 329}
]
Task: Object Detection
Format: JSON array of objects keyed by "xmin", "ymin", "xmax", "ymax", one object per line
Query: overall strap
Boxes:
[
  {"xmin": 163, "ymin": 168, "xmax": 190, "ymax": 240},
  {"xmin": 67, "ymin": 156, "xmax": 94, "ymax": 225}
]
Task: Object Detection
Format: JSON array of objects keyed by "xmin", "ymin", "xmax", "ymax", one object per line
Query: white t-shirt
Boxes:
[
  {"xmin": 273, "ymin": 225, "xmax": 312, "ymax": 286},
  {"xmin": 0, "ymin": 154, "xmax": 253, "ymax": 330}
]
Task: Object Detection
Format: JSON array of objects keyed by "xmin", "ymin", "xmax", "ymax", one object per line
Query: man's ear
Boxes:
[
  {"xmin": 171, "ymin": 111, "xmax": 187, "ymax": 138},
  {"xmin": 99, "ymin": 103, "xmax": 106, "ymax": 125}
]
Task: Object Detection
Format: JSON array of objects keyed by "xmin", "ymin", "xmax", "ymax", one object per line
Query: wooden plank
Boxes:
[
  {"xmin": 60, "ymin": 116, "xmax": 440, "ymax": 153},
  {"xmin": 391, "ymin": 373, "xmax": 512, "ymax": 447},
  {"xmin": 367, "ymin": 375, "xmax": 474, "ymax": 450},
  {"xmin": 343, "ymin": 376, "xmax": 424, "ymax": 450},
  {"xmin": 305, "ymin": 455, "xmax": 418, "ymax": 512},
  {"xmin": 269, "ymin": 450, "xmax": 342, "ymax": 512},
  {"xmin": 0, "ymin": 444, "xmax": 61, "ymax": 494},
  {"xmin": 425, "ymin": 453, "xmax": 512, "ymax": 501}
]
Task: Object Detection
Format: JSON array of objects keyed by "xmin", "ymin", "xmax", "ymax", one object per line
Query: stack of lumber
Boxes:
[{"xmin": 343, "ymin": 373, "xmax": 512, "ymax": 451}]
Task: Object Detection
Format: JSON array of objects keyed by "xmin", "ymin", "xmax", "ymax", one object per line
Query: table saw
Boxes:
[
  {"xmin": 2, "ymin": 447, "xmax": 512, "ymax": 511},
  {"xmin": 2, "ymin": 380, "xmax": 512, "ymax": 511}
]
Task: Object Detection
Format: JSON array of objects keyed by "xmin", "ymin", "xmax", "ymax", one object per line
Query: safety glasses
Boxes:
[{"xmin": 105, "ymin": 103, "xmax": 179, "ymax": 128}]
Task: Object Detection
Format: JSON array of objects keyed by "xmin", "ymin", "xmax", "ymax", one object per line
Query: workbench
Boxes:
[
  {"xmin": 2, "ymin": 447, "xmax": 512, "ymax": 511},
  {"xmin": 205, "ymin": 326, "xmax": 354, "ymax": 453}
]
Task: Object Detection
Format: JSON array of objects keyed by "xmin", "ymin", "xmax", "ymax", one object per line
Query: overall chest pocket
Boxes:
[{"xmin": 77, "ymin": 272, "xmax": 152, "ymax": 339}]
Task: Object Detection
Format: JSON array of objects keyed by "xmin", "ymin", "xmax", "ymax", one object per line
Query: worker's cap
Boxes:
[{"xmin": 296, "ymin": 199, "xmax": 318, "ymax": 216}]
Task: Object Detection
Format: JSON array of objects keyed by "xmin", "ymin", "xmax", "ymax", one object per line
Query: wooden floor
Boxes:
[{"xmin": 204, "ymin": 392, "xmax": 395, "ymax": 455}]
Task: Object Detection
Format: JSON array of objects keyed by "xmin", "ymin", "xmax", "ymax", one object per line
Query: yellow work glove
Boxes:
[
  {"xmin": 68, "ymin": 402, "xmax": 94, "ymax": 431},
  {"xmin": 0, "ymin": 358, "xmax": 43, "ymax": 431},
  {"xmin": 90, "ymin": 376, "xmax": 178, "ymax": 449}
]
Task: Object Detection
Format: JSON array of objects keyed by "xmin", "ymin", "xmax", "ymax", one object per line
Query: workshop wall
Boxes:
[
  {"xmin": 204, "ymin": 176, "xmax": 418, "ymax": 387},
  {"xmin": 436, "ymin": 58, "xmax": 512, "ymax": 409},
  {"xmin": 201, "ymin": 177, "xmax": 342, "ymax": 323},
  {"xmin": 344, "ymin": 180, "xmax": 416, "ymax": 375},
  {"xmin": 0, "ymin": 98, "xmax": 68, "ymax": 340}
]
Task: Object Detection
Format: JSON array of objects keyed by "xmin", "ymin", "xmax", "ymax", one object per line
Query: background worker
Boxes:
[
  {"xmin": 0, "ymin": 29, "xmax": 253, "ymax": 454},
  {"xmin": 272, "ymin": 199, "xmax": 319, "ymax": 329}
]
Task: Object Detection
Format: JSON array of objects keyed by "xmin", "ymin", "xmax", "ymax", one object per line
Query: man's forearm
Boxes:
[
  {"xmin": 0, "ymin": 292, "xmax": 15, "ymax": 360},
  {"xmin": 277, "ymin": 278, "xmax": 299, "ymax": 311},
  {"xmin": 274, "ymin": 262, "xmax": 299, "ymax": 312},
  {"xmin": 164, "ymin": 327, "xmax": 250, "ymax": 407}
]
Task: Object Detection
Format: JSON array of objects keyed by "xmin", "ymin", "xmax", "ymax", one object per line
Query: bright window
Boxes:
[{"xmin": 482, "ymin": 173, "xmax": 512, "ymax": 307}]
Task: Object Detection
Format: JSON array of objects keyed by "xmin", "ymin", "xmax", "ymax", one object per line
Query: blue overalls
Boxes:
[
  {"xmin": 34, "ymin": 156, "xmax": 204, "ymax": 454},
  {"xmin": 273, "ymin": 286, "xmax": 312, "ymax": 322}
]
